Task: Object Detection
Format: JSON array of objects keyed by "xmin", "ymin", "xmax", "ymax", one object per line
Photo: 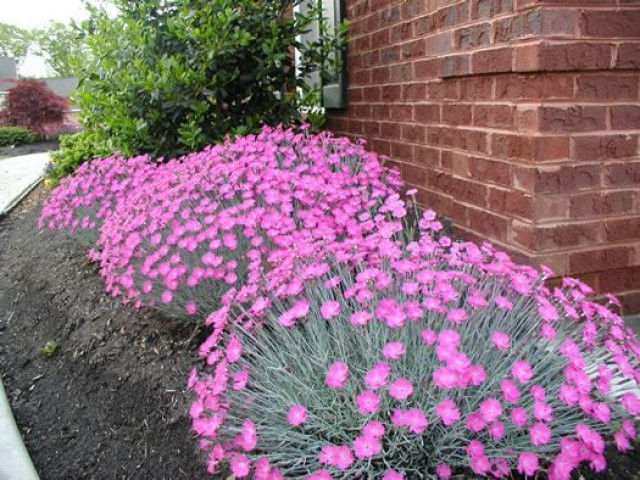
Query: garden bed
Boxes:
[{"xmin": 0, "ymin": 185, "xmax": 202, "ymax": 478}]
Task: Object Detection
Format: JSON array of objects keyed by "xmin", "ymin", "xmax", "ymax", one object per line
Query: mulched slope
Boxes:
[{"xmin": 0, "ymin": 185, "xmax": 204, "ymax": 479}]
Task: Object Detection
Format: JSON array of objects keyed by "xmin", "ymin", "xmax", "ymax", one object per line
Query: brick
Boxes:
[
  {"xmin": 569, "ymin": 247, "xmax": 633, "ymax": 274},
  {"xmin": 442, "ymin": 55, "xmax": 471, "ymax": 77},
  {"xmin": 512, "ymin": 222, "xmax": 601, "ymax": 251},
  {"xmin": 494, "ymin": 11, "xmax": 541, "ymax": 43},
  {"xmin": 429, "ymin": 127, "xmax": 488, "ymax": 153},
  {"xmin": 535, "ymin": 164, "xmax": 601, "ymax": 193},
  {"xmin": 541, "ymin": 9, "xmax": 577, "ymax": 36},
  {"xmin": 401, "ymin": 124, "xmax": 427, "ymax": 142},
  {"xmin": 455, "ymin": 23, "xmax": 490, "ymax": 50},
  {"xmin": 371, "ymin": 138, "xmax": 391, "ymax": 156},
  {"xmin": 535, "ymin": 195, "xmax": 570, "ymax": 220},
  {"xmin": 352, "ymin": 69, "xmax": 371, "ymax": 85},
  {"xmin": 618, "ymin": 290, "xmax": 640, "ymax": 315},
  {"xmin": 570, "ymin": 192, "xmax": 634, "ymax": 218},
  {"xmin": 414, "ymin": 103, "xmax": 441, "ymax": 123},
  {"xmin": 414, "ymin": 58, "xmax": 441, "ymax": 78},
  {"xmin": 402, "ymin": 0, "xmax": 427, "ymax": 19},
  {"xmin": 390, "ymin": 141, "xmax": 413, "ymax": 159},
  {"xmin": 449, "ymin": 177, "xmax": 488, "ymax": 206},
  {"xmin": 580, "ymin": 10, "xmax": 640, "ymax": 38},
  {"xmin": 513, "ymin": 44, "xmax": 540, "ymax": 72},
  {"xmin": 380, "ymin": 85, "xmax": 401, "ymax": 102},
  {"xmin": 538, "ymin": 106, "xmax": 607, "ymax": 133},
  {"xmin": 472, "ymin": 47, "xmax": 513, "ymax": 74},
  {"xmin": 372, "ymin": 29, "xmax": 390, "ymax": 50},
  {"xmin": 427, "ymin": 32, "xmax": 453, "ymax": 55},
  {"xmin": 605, "ymin": 218, "xmax": 640, "ymax": 243},
  {"xmin": 538, "ymin": 43, "xmax": 613, "ymax": 71},
  {"xmin": 401, "ymin": 163, "xmax": 429, "ymax": 186},
  {"xmin": 427, "ymin": 80, "xmax": 460, "ymax": 100},
  {"xmin": 616, "ymin": 43, "xmax": 640, "ymax": 69},
  {"xmin": 390, "ymin": 105, "xmax": 413, "ymax": 121},
  {"xmin": 380, "ymin": 5, "xmax": 401, "ymax": 26},
  {"xmin": 436, "ymin": 2, "xmax": 469, "ymax": 29},
  {"xmin": 600, "ymin": 266, "xmax": 640, "ymax": 295},
  {"xmin": 534, "ymin": 136, "xmax": 569, "ymax": 161},
  {"xmin": 571, "ymin": 134, "xmax": 638, "ymax": 161},
  {"xmin": 469, "ymin": 157, "xmax": 512, "ymax": 187},
  {"xmin": 488, "ymin": 188, "xmax": 534, "ymax": 219},
  {"xmin": 402, "ymin": 39, "xmax": 427, "ymax": 60},
  {"xmin": 389, "ymin": 64, "xmax": 414, "ymax": 82},
  {"xmin": 468, "ymin": 207, "xmax": 509, "ymax": 241},
  {"xmin": 390, "ymin": 22, "xmax": 413, "ymax": 43},
  {"xmin": 354, "ymin": 104, "xmax": 371, "ymax": 118},
  {"xmin": 352, "ymin": 35, "xmax": 371, "ymax": 53},
  {"xmin": 451, "ymin": 152, "xmax": 469, "ymax": 177},
  {"xmin": 459, "ymin": 77, "xmax": 493, "ymax": 101},
  {"xmin": 363, "ymin": 121, "xmax": 380, "ymax": 137},
  {"xmin": 402, "ymin": 83, "xmax": 427, "ymax": 101},
  {"xmin": 372, "ymin": 104, "xmax": 391, "ymax": 119},
  {"xmin": 474, "ymin": 104, "xmax": 514, "ymax": 129},
  {"xmin": 471, "ymin": 0, "xmax": 514, "ymax": 20},
  {"xmin": 380, "ymin": 45, "xmax": 400, "ymax": 64},
  {"xmin": 442, "ymin": 104, "xmax": 473, "ymax": 126},
  {"xmin": 604, "ymin": 161, "xmax": 640, "ymax": 186},
  {"xmin": 491, "ymin": 133, "xmax": 535, "ymax": 160},
  {"xmin": 372, "ymin": 66, "xmax": 391, "ymax": 84},
  {"xmin": 495, "ymin": 73, "xmax": 573, "ymax": 100},
  {"xmin": 611, "ymin": 106, "xmax": 640, "ymax": 130},
  {"xmin": 414, "ymin": 145, "xmax": 441, "ymax": 167},
  {"xmin": 413, "ymin": 15, "xmax": 435, "ymax": 36},
  {"xmin": 576, "ymin": 75, "xmax": 639, "ymax": 100},
  {"xmin": 380, "ymin": 122, "xmax": 401, "ymax": 138}
]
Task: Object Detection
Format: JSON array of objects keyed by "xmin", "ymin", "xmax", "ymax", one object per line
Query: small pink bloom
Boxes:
[
  {"xmin": 350, "ymin": 310, "xmax": 372, "ymax": 326},
  {"xmin": 362, "ymin": 420, "xmax": 385, "ymax": 438},
  {"xmin": 389, "ymin": 378, "xmax": 413, "ymax": 401},
  {"xmin": 479, "ymin": 398, "xmax": 502, "ymax": 423},
  {"xmin": 466, "ymin": 412, "xmax": 485, "ymax": 432},
  {"xmin": 382, "ymin": 470, "xmax": 404, "ymax": 480},
  {"xmin": 230, "ymin": 454, "xmax": 250, "ymax": 477},
  {"xmin": 468, "ymin": 365, "xmax": 486, "ymax": 385},
  {"xmin": 517, "ymin": 452, "xmax": 539, "ymax": 477},
  {"xmin": 467, "ymin": 439, "xmax": 484, "ymax": 457},
  {"xmin": 530, "ymin": 385, "xmax": 546, "ymax": 401},
  {"xmin": 185, "ymin": 300, "xmax": 197, "ymax": 315},
  {"xmin": 355, "ymin": 390, "xmax": 380, "ymax": 414},
  {"xmin": 435, "ymin": 399, "xmax": 461, "ymax": 426},
  {"xmin": 559, "ymin": 384, "xmax": 579, "ymax": 406},
  {"xmin": 447, "ymin": 308, "xmax": 468, "ymax": 324},
  {"xmin": 511, "ymin": 360, "xmax": 534, "ymax": 383},
  {"xmin": 383, "ymin": 341, "xmax": 406, "ymax": 359},
  {"xmin": 421, "ymin": 329, "xmax": 437, "ymax": 345},
  {"xmin": 614, "ymin": 431, "xmax": 630, "ymax": 452},
  {"xmin": 488, "ymin": 421, "xmax": 505, "ymax": 440},
  {"xmin": 491, "ymin": 331, "xmax": 510, "ymax": 350},
  {"xmin": 533, "ymin": 401, "xmax": 553, "ymax": 422},
  {"xmin": 511, "ymin": 407, "xmax": 528, "ymax": 427},
  {"xmin": 621, "ymin": 392, "xmax": 640, "ymax": 414},
  {"xmin": 318, "ymin": 445, "xmax": 354, "ymax": 470},
  {"xmin": 365, "ymin": 362, "xmax": 391, "ymax": 390},
  {"xmin": 576, "ymin": 423, "xmax": 604, "ymax": 453},
  {"xmin": 433, "ymin": 367, "xmax": 458, "ymax": 389},
  {"xmin": 353, "ymin": 435, "xmax": 381, "ymax": 459},
  {"xmin": 435, "ymin": 463, "xmax": 452, "ymax": 479},
  {"xmin": 287, "ymin": 405, "xmax": 307, "ymax": 426},
  {"xmin": 438, "ymin": 329, "xmax": 461, "ymax": 349},
  {"xmin": 320, "ymin": 300, "xmax": 340, "ymax": 320},
  {"xmin": 325, "ymin": 361, "xmax": 349, "ymax": 388},
  {"xmin": 500, "ymin": 379, "xmax": 520, "ymax": 403},
  {"xmin": 470, "ymin": 455, "xmax": 491, "ymax": 475},
  {"xmin": 530, "ymin": 422, "xmax": 551, "ymax": 446},
  {"xmin": 226, "ymin": 335, "xmax": 242, "ymax": 362}
]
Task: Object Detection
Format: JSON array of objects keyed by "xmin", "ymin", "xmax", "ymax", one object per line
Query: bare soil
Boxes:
[{"xmin": 0, "ymin": 185, "xmax": 204, "ymax": 479}]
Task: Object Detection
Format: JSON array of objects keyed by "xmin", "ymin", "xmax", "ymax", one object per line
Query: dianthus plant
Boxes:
[
  {"xmin": 190, "ymin": 213, "xmax": 639, "ymax": 479},
  {"xmin": 40, "ymin": 126, "xmax": 405, "ymax": 320}
]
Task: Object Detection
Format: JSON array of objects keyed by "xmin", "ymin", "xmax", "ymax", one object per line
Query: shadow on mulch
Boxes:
[{"xmin": 0, "ymin": 185, "xmax": 204, "ymax": 479}]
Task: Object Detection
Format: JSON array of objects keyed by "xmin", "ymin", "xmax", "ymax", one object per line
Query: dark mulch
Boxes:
[
  {"xmin": 0, "ymin": 185, "xmax": 204, "ymax": 479},
  {"xmin": 0, "ymin": 140, "xmax": 59, "ymax": 159}
]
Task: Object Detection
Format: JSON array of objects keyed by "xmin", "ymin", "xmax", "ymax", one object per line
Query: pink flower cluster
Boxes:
[
  {"xmin": 190, "ymin": 206, "xmax": 639, "ymax": 478},
  {"xmin": 41, "ymin": 126, "xmax": 640, "ymax": 478}
]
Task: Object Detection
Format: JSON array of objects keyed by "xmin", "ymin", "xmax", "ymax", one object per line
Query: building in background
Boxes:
[{"xmin": 327, "ymin": 0, "xmax": 640, "ymax": 313}]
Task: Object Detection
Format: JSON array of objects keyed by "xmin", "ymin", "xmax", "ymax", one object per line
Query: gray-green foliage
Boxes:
[{"xmin": 73, "ymin": 0, "xmax": 347, "ymax": 159}]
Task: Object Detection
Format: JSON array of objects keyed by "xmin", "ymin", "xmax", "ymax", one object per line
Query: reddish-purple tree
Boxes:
[{"xmin": 1, "ymin": 78, "xmax": 68, "ymax": 134}]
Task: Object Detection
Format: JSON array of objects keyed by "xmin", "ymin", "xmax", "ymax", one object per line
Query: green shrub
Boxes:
[
  {"xmin": 0, "ymin": 126, "xmax": 40, "ymax": 147},
  {"xmin": 47, "ymin": 131, "xmax": 110, "ymax": 184},
  {"xmin": 74, "ymin": 0, "xmax": 347, "ymax": 159}
]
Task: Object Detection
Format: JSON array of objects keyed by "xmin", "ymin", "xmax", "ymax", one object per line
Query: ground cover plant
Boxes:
[
  {"xmin": 40, "ymin": 128, "xmax": 639, "ymax": 478},
  {"xmin": 190, "ymin": 210, "xmax": 640, "ymax": 479}
]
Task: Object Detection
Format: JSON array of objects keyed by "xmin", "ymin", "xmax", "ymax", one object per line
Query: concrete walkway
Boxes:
[{"xmin": 0, "ymin": 153, "xmax": 50, "ymax": 216}]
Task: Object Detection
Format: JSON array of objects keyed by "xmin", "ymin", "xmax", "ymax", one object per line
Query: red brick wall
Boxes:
[{"xmin": 327, "ymin": 0, "xmax": 640, "ymax": 313}]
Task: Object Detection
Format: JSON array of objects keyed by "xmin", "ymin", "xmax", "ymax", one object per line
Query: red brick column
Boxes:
[{"xmin": 327, "ymin": 0, "xmax": 640, "ymax": 313}]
